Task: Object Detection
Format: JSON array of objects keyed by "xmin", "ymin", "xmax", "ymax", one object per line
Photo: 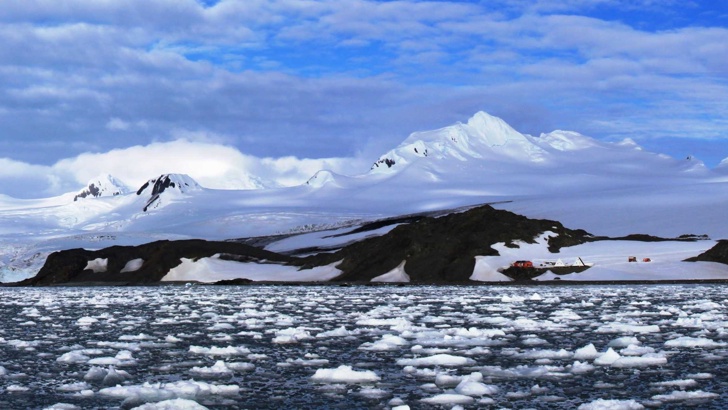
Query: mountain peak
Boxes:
[
  {"xmin": 464, "ymin": 111, "xmax": 524, "ymax": 146},
  {"xmin": 306, "ymin": 170, "xmax": 338, "ymax": 188},
  {"xmin": 73, "ymin": 174, "xmax": 129, "ymax": 201},
  {"xmin": 136, "ymin": 174, "xmax": 202, "ymax": 212},
  {"xmin": 370, "ymin": 111, "xmax": 547, "ymax": 174}
]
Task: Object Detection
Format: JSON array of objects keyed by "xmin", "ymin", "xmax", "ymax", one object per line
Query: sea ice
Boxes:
[
  {"xmin": 396, "ymin": 354, "xmax": 476, "ymax": 367},
  {"xmin": 310, "ymin": 365, "xmax": 380, "ymax": 383},
  {"xmin": 577, "ymin": 399, "xmax": 644, "ymax": 409}
]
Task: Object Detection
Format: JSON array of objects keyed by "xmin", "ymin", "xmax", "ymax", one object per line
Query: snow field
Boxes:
[{"xmin": 0, "ymin": 285, "xmax": 727, "ymax": 408}]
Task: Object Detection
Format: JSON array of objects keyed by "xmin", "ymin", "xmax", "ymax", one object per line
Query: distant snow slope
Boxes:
[{"xmin": 0, "ymin": 111, "xmax": 726, "ymax": 282}]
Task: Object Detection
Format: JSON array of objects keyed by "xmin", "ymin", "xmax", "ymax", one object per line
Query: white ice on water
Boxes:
[{"xmin": 1, "ymin": 285, "xmax": 727, "ymax": 408}]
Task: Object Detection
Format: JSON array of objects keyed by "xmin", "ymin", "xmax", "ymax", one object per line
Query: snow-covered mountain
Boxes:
[
  {"xmin": 1, "ymin": 111, "xmax": 727, "ymax": 283},
  {"xmin": 73, "ymin": 174, "xmax": 129, "ymax": 201},
  {"xmin": 136, "ymin": 174, "xmax": 202, "ymax": 212},
  {"xmin": 366, "ymin": 111, "xmax": 709, "ymax": 189}
]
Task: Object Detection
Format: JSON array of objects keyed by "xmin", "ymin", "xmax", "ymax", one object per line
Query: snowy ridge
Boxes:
[
  {"xmin": 136, "ymin": 174, "xmax": 202, "ymax": 212},
  {"xmin": 370, "ymin": 111, "xmax": 549, "ymax": 173},
  {"xmin": 74, "ymin": 174, "xmax": 130, "ymax": 201}
]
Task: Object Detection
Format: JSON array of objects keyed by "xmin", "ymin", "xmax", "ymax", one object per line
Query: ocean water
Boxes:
[{"xmin": 0, "ymin": 284, "xmax": 727, "ymax": 409}]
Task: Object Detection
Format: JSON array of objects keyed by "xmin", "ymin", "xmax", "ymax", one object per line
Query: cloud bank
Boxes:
[
  {"xmin": 0, "ymin": 0, "xmax": 726, "ymax": 170},
  {"xmin": 1, "ymin": 140, "xmax": 368, "ymax": 199}
]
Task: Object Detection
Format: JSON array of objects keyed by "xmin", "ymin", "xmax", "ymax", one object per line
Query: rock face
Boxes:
[
  {"xmin": 20, "ymin": 240, "xmax": 292, "ymax": 286},
  {"xmin": 297, "ymin": 205, "xmax": 592, "ymax": 283},
  {"xmin": 685, "ymin": 240, "xmax": 728, "ymax": 265},
  {"xmin": 74, "ymin": 174, "xmax": 129, "ymax": 201}
]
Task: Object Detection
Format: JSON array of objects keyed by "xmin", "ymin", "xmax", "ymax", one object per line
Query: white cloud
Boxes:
[
  {"xmin": 106, "ymin": 118, "xmax": 130, "ymax": 131},
  {"xmin": 0, "ymin": 0, "xmax": 726, "ymax": 169},
  {"xmin": 19, "ymin": 139, "xmax": 367, "ymax": 198}
]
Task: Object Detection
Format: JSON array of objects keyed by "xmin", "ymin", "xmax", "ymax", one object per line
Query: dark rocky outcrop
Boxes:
[
  {"xmin": 294, "ymin": 205, "xmax": 592, "ymax": 283},
  {"xmin": 685, "ymin": 240, "xmax": 728, "ymax": 265},
  {"xmin": 19, "ymin": 240, "xmax": 292, "ymax": 286},
  {"xmin": 20, "ymin": 205, "xmax": 594, "ymax": 286}
]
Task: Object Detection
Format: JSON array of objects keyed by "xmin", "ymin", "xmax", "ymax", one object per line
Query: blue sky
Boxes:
[{"xmin": 0, "ymin": 0, "xmax": 727, "ymax": 196}]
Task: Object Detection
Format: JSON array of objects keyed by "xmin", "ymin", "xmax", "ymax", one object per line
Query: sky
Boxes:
[{"xmin": 1, "ymin": 0, "xmax": 727, "ymax": 198}]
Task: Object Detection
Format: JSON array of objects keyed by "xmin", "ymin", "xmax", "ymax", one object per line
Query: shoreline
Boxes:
[{"xmin": 6, "ymin": 278, "xmax": 728, "ymax": 288}]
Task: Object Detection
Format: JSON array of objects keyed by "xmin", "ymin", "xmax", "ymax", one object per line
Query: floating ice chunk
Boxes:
[
  {"xmin": 577, "ymin": 399, "xmax": 644, "ymax": 409},
  {"xmin": 664, "ymin": 336, "xmax": 726, "ymax": 348},
  {"xmin": 120, "ymin": 333, "xmax": 156, "ymax": 341},
  {"xmin": 357, "ymin": 388, "xmax": 390, "ymax": 399},
  {"xmin": 674, "ymin": 317, "xmax": 704, "ymax": 328},
  {"xmin": 43, "ymin": 404, "xmax": 80, "ymax": 410},
  {"xmin": 85, "ymin": 366, "xmax": 109, "ymax": 381},
  {"xmin": 620, "ymin": 344, "xmax": 654, "ymax": 356},
  {"xmin": 360, "ymin": 334, "xmax": 409, "ymax": 351},
  {"xmin": 316, "ymin": 326, "xmax": 351, "ymax": 338},
  {"xmin": 651, "ymin": 379, "xmax": 698, "ymax": 388},
  {"xmin": 84, "ymin": 365, "xmax": 131, "ymax": 384},
  {"xmin": 570, "ymin": 361, "xmax": 595, "ymax": 374},
  {"xmin": 529, "ymin": 293, "xmax": 543, "ymax": 301},
  {"xmin": 434, "ymin": 373, "xmax": 462, "ymax": 387},
  {"xmin": 6, "ymin": 384, "xmax": 29, "ymax": 392},
  {"xmin": 611, "ymin": 354, "xmax": 667, "ymax": 368},
  {"xmin": 450, "ymin": 327, "xmax": 506, "ymax": 338},
  {"xmin": 6, "ymin": 339, "xmax": 41, "ymax": 349},
  {"xmin": 272, "ymin": 327, "xmax": 313, "ymax": 344},
  {"xmin": 99, "ymin": 386, "xmax": 176, "ymax": 402},
  {"xmin": 596, "ymin": 323, "xmax": 660, "ymax": 334},
  {"xmin": 165, "ymin": 335, "xmax": 183, "ymax": 343},
  {"xmin": 99, "ymin": 380, "xmax": 239, "ymax": 402},
  {"xmin": 286, "ymin": 357, "xmax": 330, "ymax": 367},
  {"xmin": 227, "ymin": 362, "xmax": 255, "ymax": 371},
  {"xmin": 356, "ymin": 317, "xmax": 412, "ymax": 329},
  {"xmin": 481, "ymin": 364, "xmax": 568, "ymax": 379},
  {"xmin": 207, "ymin": 323, "xmax": 235, "ymax": 331},
  {"xmin": 683, "ymin": 300, "xmax": 723, "ymax": 311},
  {"xmin": 57, "ymin": 351, "xmax": 90, "ymax": 363},
  {"xmin": 57, "ymin": 382, "xmax": 92, "ymax": 392},
  {"xmin": 651, "ymin": 390, "xmax": 719, "ymax": 402},
  {"xmin": 608, "ymin": 337, "xmax": 641, "ymax": 347},
  {"xmin": 162, "ymin": 380, "xmax": 239, "ymax": 398},
  {"xmin": 103, "ymin": 366, "xmax": 130, "ymax": 386},
  {"xmin": 574, "ymin": 344, "xmax": 600, "ymax": 360},
  {"xmin": 686, "ymin": 373, "xmax": 713, "ymax": 379},
  {"xmin": 97, "ymin": 341, "xmax": 141, "ymax": 351},
  {"xmin": 189, "ymin": 345, "xmax": 251, "ymax": 356},
  {"xmin": 190, "ymin": 360, "xmax": 232, "ymax": 376},
  {"xmin": 88, "ymin": 357, "xmax": 121, "ymax": 366},
  {"xmin": 454, "ymin": 372, "xmax": 498, "ymax": 396},
  {"xmin": 76, "ymin": 317, "xmax": 98, "ymax": 326},
  {"xmin": 310, "ymin": 365, "xmax": 380, "ymax": 383},
  {"xmin": 420, "ymin": 393, "xmax": 474, "ymax": 405},
  {"xmin": 131, "ymin": 399, "xmax": 208, "ymax": 409},
  {"xmin": 520, "ymin": 348, "xmax": 572, "ymax": 359},
  {"xmin": 0, "ymin": 365, "xmax": 6, "ymax": 376},
  {"xmin": 397, "ymin": 354, "xmax": 475, "ymax": 367},
  {"xmin": 594, "ymin": 348, "xmax": 621, "ymax": 366}
]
